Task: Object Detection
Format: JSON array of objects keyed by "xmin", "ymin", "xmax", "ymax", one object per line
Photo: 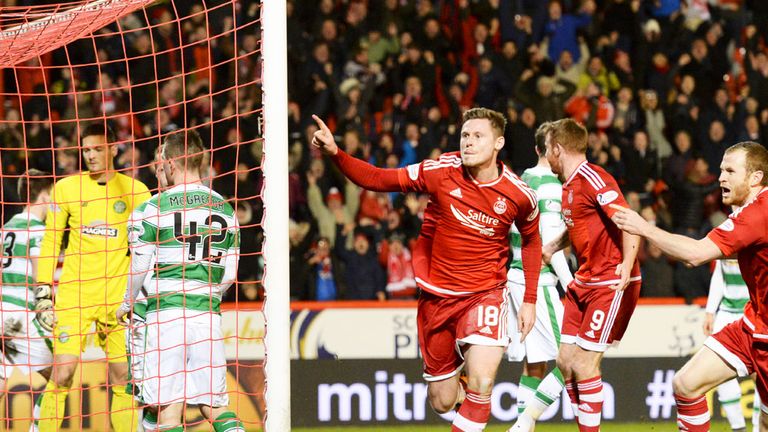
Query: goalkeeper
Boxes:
[
  {"xmin": 0, "ymin": 170, "xmax": 54, "ymax": 403},
  {"xmin": 117, "ymin": 130, "xmax": 243, "ymax": 432},
  {"xmin": 36, "ymin": 124, "xmax": 151, "ymax": 432}
]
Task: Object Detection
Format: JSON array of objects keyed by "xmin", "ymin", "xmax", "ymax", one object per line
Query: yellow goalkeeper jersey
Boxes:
[{"xmin": 37, "ymin": 172, "xmax": 151, "ymax": 303}]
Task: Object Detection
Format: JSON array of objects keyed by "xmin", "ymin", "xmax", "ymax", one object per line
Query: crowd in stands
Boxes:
[
  {"xmin": 285, "ymin": 0, "xmax": 768, "ymax": 304},
  {"xmin": 2, "ymin": 0, "xmax": 768, "ymax": 303}
]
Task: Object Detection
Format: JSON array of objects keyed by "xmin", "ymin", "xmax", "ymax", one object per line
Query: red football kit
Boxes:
[
  {"xmin": 559, "ymin": 161, "xmax": 641, "ymax": 351},
  {"xmin": 706, "ymin": 187, "xmax": 768, "ymax": 404},
  {"xmin": 331, "ymin": 150, "xmax": 542, "ymax": 380}
]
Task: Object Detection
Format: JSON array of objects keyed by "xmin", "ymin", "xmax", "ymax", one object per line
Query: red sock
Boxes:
[
  {"xmin": 675, "ymin": 394, "xmax": 709, "ymax": 431},
  {"xmin": 576, "ymin": 376, "xmax": 603, "ymax": 432},
  {"xmin": 451, "ymin": 389, "xmax": 491, "ymax": 432},
  {"xmin": 565, "ymin": 379, "xmax": 580, "ymax": 418}
]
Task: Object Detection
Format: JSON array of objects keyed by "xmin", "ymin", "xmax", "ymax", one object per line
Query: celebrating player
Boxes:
[
  {"xmin": 704, "ymin": 257, "xmax": 759, "ymax": 431},
  {"xmin": 611, "ymin": 141, "xmax": 768, "ymax": 431},
  {"xmin": 505, "ymin": 122, "xmax": 573, "ymax": 425},
  {"xmin": 312, "ymin": 107, "xmax": 542, "ymax": 431},
  {"xmin": 0, "ymin": 171, "xmax": 54, "ymax": 424},
  {"xmin": 35, "ymin": 124, "xmax": 151, "ymax": 432},
  {"xmin": 117, "ymin": 129, "xmax": 244, "ymax": 432},
  {"xmin": 515, "ymin": 118, "xmax": 641, "ymax": 432}
]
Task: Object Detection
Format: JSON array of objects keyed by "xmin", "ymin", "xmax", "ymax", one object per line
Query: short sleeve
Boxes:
[
  {"xmin": 398, "ymin": 154, "xmax": 461, "ymax": 194},
  {"xmin": 707, "ymin": 208, "xmax": 763, "ymax": 257},
  {"xmin": 128, "ymin": 201, "xmax": 157, "ymax": 255},
  {"xmin": 28, "ymin": 225, "xmax": 45, "ymax": 257},
  {"xmin": 585, "ymin": 171, "xmax": 628, "ymax": 218}
]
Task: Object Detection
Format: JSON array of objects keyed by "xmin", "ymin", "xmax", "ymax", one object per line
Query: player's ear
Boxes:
[
  {"xmin": 495, "ymin": 135, "xmax": 505, "ymax": 151},
  {"xmin": 751, "ymin": 170, "xmax": 764, "ymax": 187}
]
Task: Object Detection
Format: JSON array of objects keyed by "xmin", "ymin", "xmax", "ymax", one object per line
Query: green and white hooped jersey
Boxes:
[
  {"xmin": 509, "ymin": 166, "xmax": 563, "ymax": 286},
  {"xmin": 129, "ymin": 184, "xmax": 239, "ymax": 317},
  {"xmin": 0, "ymin": 212, "xmax": 45, "ymax": 307},
  {"xmin": 717, "ymin": 259, "xmax": 749, "ymax": 314}
]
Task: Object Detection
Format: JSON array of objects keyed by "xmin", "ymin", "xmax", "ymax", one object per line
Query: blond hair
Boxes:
[
  {"xmin": 549, "ymin": 118, "xmax": 588, "ymax": 153},
  {"xmin": 462, "ymin": 107, "xmax": 507, "ymax": 137},
  {"xmin": 726, "ymin": 141, "xmax": 768, "ymax": 186}
]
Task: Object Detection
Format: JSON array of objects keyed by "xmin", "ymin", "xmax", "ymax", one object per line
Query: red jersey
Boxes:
[
  {"xmin": 707, "ymin": 187, "xmax": 768, "ymax": 340},
  {"xmin": 331, "ymin": 151, "xmax": 541, "ymax": 301},
  {"xmin": 561, "ymin": 161, "xmax": 641, "ymax": 287}
]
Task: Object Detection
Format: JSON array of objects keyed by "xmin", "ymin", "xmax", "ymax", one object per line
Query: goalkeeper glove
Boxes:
[
  {"xmin": 34, "ymin": 298, "xmax": 55, "ymax": 332},
  {"xmin": 33, "ymin": 284, "xmax": 53, "ymax": 301},
  {"xmin": 1, "ymin": 317, "xmax": 23, "ymax": 359}
]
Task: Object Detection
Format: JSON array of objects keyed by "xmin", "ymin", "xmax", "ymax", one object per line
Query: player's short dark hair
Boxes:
[
  {"xmin": 162, "ymin": 129, "xmax": 206, "ymax": 172},
  {"xmin": 726, "ymin": 141, "xmax": 768, "ymax": 186},
  {"xmin": 534, "ymin": 121, "xmax": 553, "ymax": 155},
  {"xmin": 80, "ymin": 123, "xmax": 116, "ymax": 144},
  {"xmin": 462, "ymin": 107, "xmax": 507, "ymax": 138},
  {"xmin": 18, "ymin": 169, "xmax": 53, "ymax": 203},
  {"xmin": 549, "ymin": 118, "xmax": 588, "ymax": 154}
]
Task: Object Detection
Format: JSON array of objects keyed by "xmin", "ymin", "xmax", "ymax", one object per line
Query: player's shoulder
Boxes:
[
  {"xmin": 55, "ymin": 172, "xmax": 85, "ymax": 189},
  {"xmin": 421, "ymin": 152, "xmax": 462, "ymax": 172},
  {"xmin": 731, "ymin": 188, "xmax": 768, "ymax": 222},
  {"xmin": 209, "ymin": 187, "xmax": 236, "ymax": 218},
  {"xmin": 501, "ymin": 165, "xmax": 537, "ymax": 206},
  {"xmin": 114, "ymin": 172, "xmax": 150, "ymax": 192},
  {"xmin": 136, "ymin": 192, "xmax": 161, "ymax": 212},
  {"xmin": 567, "ymin": 162, "xmax": 617, "ymax": 193}
]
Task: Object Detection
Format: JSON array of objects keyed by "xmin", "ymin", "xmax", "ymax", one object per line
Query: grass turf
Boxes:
[{"xmin": 294, "ymin": 421, "xmax": 731, "ymax": 431}]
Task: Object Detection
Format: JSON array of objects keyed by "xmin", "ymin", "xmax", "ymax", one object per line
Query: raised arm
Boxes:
[
  {"xmin": 312, "ymin": 114, "xmax": 405, "ymax": 193},
  {"xmin": 610, "ymin": 204, "xmax": 723, "ymax": 267}
]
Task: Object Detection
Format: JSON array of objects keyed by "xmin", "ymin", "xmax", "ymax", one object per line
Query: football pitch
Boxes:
[{"xmin": 293, "ymin": 421, "xmax": 731, "ymax": 431}]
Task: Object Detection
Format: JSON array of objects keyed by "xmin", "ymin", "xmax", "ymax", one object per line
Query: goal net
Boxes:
[{"xmin": 0, "ymin": 0, "xmax": 286, "ymax": 430}]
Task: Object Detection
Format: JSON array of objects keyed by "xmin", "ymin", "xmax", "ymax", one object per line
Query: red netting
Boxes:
[{"xmin": 0, "ymin": 1, "xmax": 263, "ymax": 431}]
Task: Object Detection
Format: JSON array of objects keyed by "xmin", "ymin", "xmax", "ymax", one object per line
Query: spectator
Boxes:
[
  {"xmin": 641, "ymin": 242, "xmax": 676, "ymax": 297},
  {"xmin": 334, "ymin": 225, "xmax": 386, "ymax": 301},
  {"xmin": 564, "ymin": 82, "xmax": 615, "ymax": 131},
  {"xmin": 306, "ymin": 175, "xmax": 360, "ymax": 247},
  {"xmin": 308, "ymin": 236, "xmax": 338, "ymax": 301},
  {"xmin": 289, "ymin": 219, "xmax": 314, "ymax": 301},
  {"xmin": 623, "ymin": 130, "xmax": 657, "ymax": 192},
  {"xmin": 380, "ymin": 233, "xmax": 417, "ymax": 299},
  {"xmin": 514, "ymin": 69, "xmax": 576, "ymax": 124},
  {"xmin": 542, "ymin": 0, "xmax": 594, "ymax": 63}
]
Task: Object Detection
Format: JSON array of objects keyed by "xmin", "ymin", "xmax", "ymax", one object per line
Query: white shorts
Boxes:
[
  {"xmin": 140, "ymin": 312, "xmax": 228, "ymax": 407},
  {"xmin": 0, "ymin": 301, "xmax": 53, "ymax": 380},
  {"xmin": 714, "ymin": 309, "xmax": 743, "ymax": 334},
  {"xmin": 506, "ymin": 280, "xmax": 563, "ymax": 363}
]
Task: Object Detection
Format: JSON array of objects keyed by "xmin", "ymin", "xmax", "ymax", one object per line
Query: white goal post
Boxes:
[{"xmin": 261, "ymin": 0, "xmax": 291, "ymax": 431}]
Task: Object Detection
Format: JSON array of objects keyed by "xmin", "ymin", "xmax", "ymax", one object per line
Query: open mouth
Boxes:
[{"xmin": 721, "ymin": 186, "xmax": 731, "ymax": 196}]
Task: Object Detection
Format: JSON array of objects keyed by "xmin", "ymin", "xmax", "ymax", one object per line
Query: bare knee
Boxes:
[
  {"xmin": 428, "ymin": 381, "xmax": 460, "ymax": 414},
  {"xmin": 672, "ymin": 370, "xmax": 697, "ymax": 398},
  {"xmin": 467, "ymin": 375, "xmax": 495, "ymax": 395},
  {"xmin": 108, "ymin": 362, "xmax": 129, "ymax": 385},
  {"xmin": 760, "ymin": 410, "xmax": 768, "ymax": 431},
  {"xmin": 51, "ymin": 360, "xmax": 77, "ymax": 388},
  {"xmin": 523, "ymin": 361, "xmax": 547, "ymax": 380}
]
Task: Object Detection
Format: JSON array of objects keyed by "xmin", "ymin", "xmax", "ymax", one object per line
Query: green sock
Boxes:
[
  {"xmin": 518, "ymin": 375, "xmax": 542, "ymax": 414},
  {"xmin": 213, "ymin": 411, "xmax": 245, "ymax": 432}
]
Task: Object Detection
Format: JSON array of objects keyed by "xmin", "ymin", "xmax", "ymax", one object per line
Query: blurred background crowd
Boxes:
[
  {"xmin": 284, "ymin": 0, "xmax": 768, "ymax": 304},
  {"xmin": 1, "ymin": 0, "xmax": 767, "ymax": 303}
]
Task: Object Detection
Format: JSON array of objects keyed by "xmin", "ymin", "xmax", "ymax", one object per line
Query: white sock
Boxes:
[
  {"xmin": 525, "ymin": 368, "xmax": 565, "ymax": 420},
  {"xmin": 718, "ymin": 378, "xmax": 746, "ymax": 430},
  {"xmin": 753, "ymin": 389, "xmax": 761, "ymax": 432},
  {"xmin": 517, "ymin": 375, "xmax": 541, "ymax": 414}
]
